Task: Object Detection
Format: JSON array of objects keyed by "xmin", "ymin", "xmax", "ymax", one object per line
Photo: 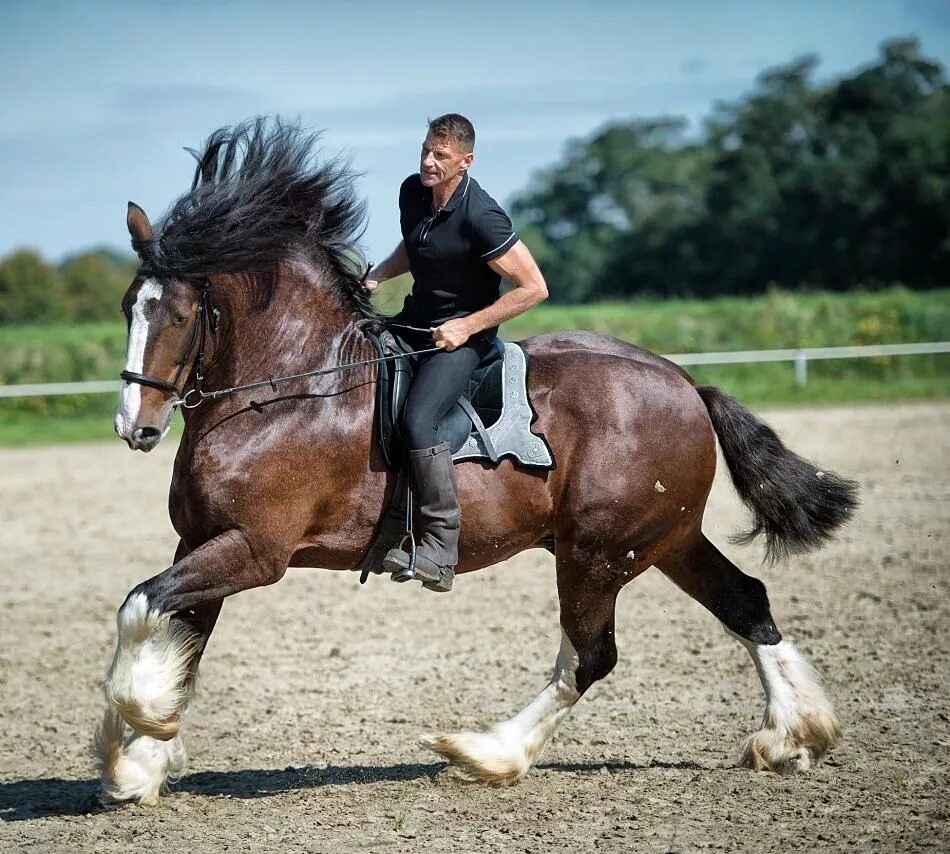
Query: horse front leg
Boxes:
[
  {"xmin": 97, "ymin": 530, "xmax": 288, "ymax": 804},
  {"xmin": 95, "ymin": 597, "xmax": 222, "ymax": 806}
]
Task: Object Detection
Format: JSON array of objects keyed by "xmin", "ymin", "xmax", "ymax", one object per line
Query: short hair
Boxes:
[{"xmin": 427, "ymin": 113, "xmax": 475, "ymax": 153}]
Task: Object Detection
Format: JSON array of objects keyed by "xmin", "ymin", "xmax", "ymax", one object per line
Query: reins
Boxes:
[{"xmin": 119, "ymin": 286, "xmax": 442, "ymax": 410}]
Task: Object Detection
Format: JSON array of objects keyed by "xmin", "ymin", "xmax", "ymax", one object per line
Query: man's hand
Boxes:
[
  {"xmin": 431, "ymin": 318, "xmax": 475, "ymax": 351},
  {"xmin": 363, "ymin": 278, "xmax": 379, "ymax": 292}
]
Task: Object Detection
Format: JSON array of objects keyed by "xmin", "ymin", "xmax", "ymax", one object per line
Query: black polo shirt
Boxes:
[{"xmin": 395, "ymin": 172, "xmax": 517, "ymax": 338}]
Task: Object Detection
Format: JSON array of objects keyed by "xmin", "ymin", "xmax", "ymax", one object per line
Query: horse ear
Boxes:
[{"xmin": 127, "ymin": 201, "xmax": 154, "ymax": 253}]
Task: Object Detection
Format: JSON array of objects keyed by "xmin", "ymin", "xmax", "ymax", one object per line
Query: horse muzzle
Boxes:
[
  {"xmin": 129, "ymin": 426, "xmax": 163, "ymax": 452},
  {"xmin": 115, "ymin": 407, "xmax": 172, "ymax": 452}
]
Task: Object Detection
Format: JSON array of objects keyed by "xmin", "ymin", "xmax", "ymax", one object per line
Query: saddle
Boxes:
[{"xmin": 368, "ymin": 328, "xmax": 555, "ymax": 470}]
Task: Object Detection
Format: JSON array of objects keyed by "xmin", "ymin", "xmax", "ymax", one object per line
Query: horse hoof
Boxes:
[
  {"xmin": 739, "ymin": 715, "xmax": 838, "ymax": 774},
  {"xmin": 420, "ymin": 731, "xmax": 527, "ymax": 785}
]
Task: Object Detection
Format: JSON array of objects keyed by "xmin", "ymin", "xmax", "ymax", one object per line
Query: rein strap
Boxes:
[
  {"xmin": 184, "ymin": 344, "xmax": 442, "ymax": 407},
  {"xmin": 119, "ymin": 291, "xmax": 443, "ymax": 410}
]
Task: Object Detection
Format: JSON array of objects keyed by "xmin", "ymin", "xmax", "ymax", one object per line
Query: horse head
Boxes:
[
  {"xmin": 114, "ymin": 118, "xmax": 376, "ymax": 452},
  {"xmin": 115, "ymin": 202, "xmax": 207, "ymax": 451}
]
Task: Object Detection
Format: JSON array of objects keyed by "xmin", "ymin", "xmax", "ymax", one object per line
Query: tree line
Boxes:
[
  {"xmin": 511, "ymin": 37, "xmax": 949, "ymax": 301},
  {"xmin": 0, "ymin": 248, "xmax": 135, "ymax": 325},
  {"xmin": 1, "ymin": 37, "xmax": 947, "ymax": 323}
]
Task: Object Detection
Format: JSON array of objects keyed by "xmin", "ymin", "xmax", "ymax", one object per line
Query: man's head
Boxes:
[{"xmin": 420, "ymin": 113, "xmax": 475, "ymax": 189}]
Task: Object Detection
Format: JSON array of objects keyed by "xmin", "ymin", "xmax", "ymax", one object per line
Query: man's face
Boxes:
[{"xmin": 420, "ymin": 132, "xmax": 473, "ymax": 188}]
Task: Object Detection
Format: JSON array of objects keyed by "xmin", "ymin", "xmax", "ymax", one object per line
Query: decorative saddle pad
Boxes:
[{"xmin": 369, "ymin": 328, "xmax": 555, "ymax": 471}]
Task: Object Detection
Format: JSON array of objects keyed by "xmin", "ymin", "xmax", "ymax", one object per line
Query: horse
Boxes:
[{"xmin": 97, "ymin": 118, "xmax": 858, "ymax": 806}]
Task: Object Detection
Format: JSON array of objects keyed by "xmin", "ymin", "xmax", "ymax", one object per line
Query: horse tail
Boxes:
[{"xmin": 696, "ymin": 385, "xmax": 859, "ymax": 562}]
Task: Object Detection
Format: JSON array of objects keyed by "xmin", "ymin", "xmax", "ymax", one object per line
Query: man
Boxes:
[{"xmin": 366, "ymin": 113, "xmax": 548, "ymax": 592}]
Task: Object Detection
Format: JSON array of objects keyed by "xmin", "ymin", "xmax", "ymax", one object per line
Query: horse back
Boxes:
[
  {"xmin": 516, "ymin": 330, "xmax": 717, "ymax": 510},
  {"xmin": 520, "ymin": 330, "xmax": 694, "ymax": 382}
]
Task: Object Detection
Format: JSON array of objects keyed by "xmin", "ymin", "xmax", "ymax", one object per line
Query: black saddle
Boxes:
[{"xmin": 369, "ymin": 328, "xmax": 508, "ymax": 470}]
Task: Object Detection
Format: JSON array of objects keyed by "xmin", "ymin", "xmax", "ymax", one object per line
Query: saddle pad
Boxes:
[
  {"xmin": 370, "ymin": 329, "xmax": 555, "ymax": 471},
  {"xmin": 450, "ymin": 341, "xmax": 554, "ymax": 468}
]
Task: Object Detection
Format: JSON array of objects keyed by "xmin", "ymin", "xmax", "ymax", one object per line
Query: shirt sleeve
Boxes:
[
  {"xmin": 398, "ymin": 175, "xmax": 415, "ymax": 208},
  {"xmin": 398, "ymin": 175, "xmax": 418, "ymax": 240},
  {"xmin": 471, "ymin": 204, "xmax": 518, "ymax": 262}
]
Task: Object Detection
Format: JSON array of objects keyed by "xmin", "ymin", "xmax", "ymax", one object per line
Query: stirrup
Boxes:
[{"xmin": 385, "ymin": 538, "xmax": 454, "ymax": 593}]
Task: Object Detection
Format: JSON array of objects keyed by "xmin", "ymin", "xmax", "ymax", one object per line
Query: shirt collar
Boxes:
[{"xmin": 423, "ymin": 172, "xmax": 470, "ymax": 213}]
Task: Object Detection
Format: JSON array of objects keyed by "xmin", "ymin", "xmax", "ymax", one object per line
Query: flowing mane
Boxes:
[{"xmin": 133, "ymin": 117, "xmax": 380, "ymax": 320}]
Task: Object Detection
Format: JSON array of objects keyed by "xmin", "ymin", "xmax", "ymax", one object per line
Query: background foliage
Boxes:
[
  {"xmin": 2, "ymin": 39, "xmax": 948, "ymax": 322},
  {"xmin": 0, "ymin": 248, "xmax": 134, "ymax": 325},
  {"xmin": 0, "ymin": 39, "xmax": 947, "ymax": 444},
  {"xmin": 1, "ymin": 286, "xmax": 946, "ymax": 444},
  {"xmin": 511, "ymin": 38, "xmax": 950, "ymax": 301}
]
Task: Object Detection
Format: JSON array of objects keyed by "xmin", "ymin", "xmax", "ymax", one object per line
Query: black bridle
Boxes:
[
  {"xmin": 120, "ymin": 287, "xmax": 217, "ymax": 407},
  {"xmin": 119, "ymin": 285, "xmax": 441, "ymax": 410}
]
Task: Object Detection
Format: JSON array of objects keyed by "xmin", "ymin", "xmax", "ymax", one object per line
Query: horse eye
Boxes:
[{"xmin": 172, "ymin": 313, "xmax": 188, "ymax": 326}]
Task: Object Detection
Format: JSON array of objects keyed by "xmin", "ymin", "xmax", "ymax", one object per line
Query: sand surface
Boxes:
[{"xmin": 1, "ymin": 403, "xmax": 948, "ymax": 853}]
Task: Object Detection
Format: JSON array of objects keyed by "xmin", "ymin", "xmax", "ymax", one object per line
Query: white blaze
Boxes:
[{"xmin": 115, "ymin": 279, "xmax": 163, "ymax": 437}]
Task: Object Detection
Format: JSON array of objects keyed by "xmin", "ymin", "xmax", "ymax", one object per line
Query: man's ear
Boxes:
[
  {"xmin": 461, "ymin": 151, "xmax": 474, "ymax": 172},
  {"xmin": 127, "ymin": 201, "xmax": 154, "ymax": 256}
]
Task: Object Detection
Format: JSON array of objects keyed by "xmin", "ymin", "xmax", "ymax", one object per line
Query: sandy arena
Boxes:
[{"xmin": 0, "ymin": 402, "xmax": 947, "ymax": 853}]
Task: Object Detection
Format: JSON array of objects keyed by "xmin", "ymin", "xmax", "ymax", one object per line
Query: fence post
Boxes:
[{"xmin": 794, "ymin": 349, "xmax": 808, "ymax": 386}]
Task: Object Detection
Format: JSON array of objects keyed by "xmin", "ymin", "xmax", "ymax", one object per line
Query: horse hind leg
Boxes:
[
  {"xmin": 96, "ymin": 593, "xmax": 222, "ymax": 805},
  {"xmin": 734, "ymin": 630, "xmax": 840, "ymax": 773},
  {"xmin": 657, "ymin": 531, "xmax": 840, "ymax": 773},
  {"xmin": 422, "ymin": 564, "xmax": 620, "ymax": 785}
]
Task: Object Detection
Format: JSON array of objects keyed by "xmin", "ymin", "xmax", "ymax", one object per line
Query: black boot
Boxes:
[{"xmin": 383, "ymin": 442, "xmax": 458, "ymax": 592}]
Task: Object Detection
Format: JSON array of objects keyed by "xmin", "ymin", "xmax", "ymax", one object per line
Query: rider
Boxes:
[{"xmin": 366, "ymin": 113, "xmax": 548, "ymax": 591}]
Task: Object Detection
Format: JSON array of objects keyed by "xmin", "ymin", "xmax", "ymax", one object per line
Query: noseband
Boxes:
[{"xmin": 120, "ymin": 287, "xmax": 218, "ymax": 409}]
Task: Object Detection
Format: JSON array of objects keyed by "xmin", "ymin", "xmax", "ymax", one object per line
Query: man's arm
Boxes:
[
  {"xmin": 365, "ymin": 241, "xmax": 410, "ymax": 291},
  {"xmin": 431, "ymin": 240, "xmax": 548, "ymax": 350}
]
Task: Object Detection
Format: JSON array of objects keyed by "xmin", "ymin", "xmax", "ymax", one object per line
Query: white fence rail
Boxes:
[
  {"xmin": 1, "ymin": 341, "xmax": 948, "ymax": 398},
  {"xmin": 666, "ymin": 341, "xmax": 950, "ymax": 386}
]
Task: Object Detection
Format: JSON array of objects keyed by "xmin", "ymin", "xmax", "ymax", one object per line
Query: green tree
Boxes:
[
  {"xmin": 0, "ymin": 250, "xmax": 67, "ymax": 324},
  {"xmin": 60, "ymin": 250, "xmax": 136, "ymax": 321},
  {"xmin": 512, "ymin": 118, "xmax": 709, "ymax": 301},
  {"xmin": 510, "ymin": 38, "xmax": 949, "ymax": 301}
]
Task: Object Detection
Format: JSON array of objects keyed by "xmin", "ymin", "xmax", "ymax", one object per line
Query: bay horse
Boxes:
[{"xmin": 97, "ymin": 119, "xmax": 858, "ymax": 806}]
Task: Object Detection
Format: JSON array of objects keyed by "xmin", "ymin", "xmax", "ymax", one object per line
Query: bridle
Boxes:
[
  {"xmin": 119, "ymin": 283, "xmax": 441, "ymax": 410},
  {"xmin": 120, "ymin": 286, "xmax": 219, "ymax": 409}
]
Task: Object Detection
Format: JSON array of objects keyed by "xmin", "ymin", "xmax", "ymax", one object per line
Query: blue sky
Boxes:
[{"xmin": 1, "ymin": 0, "xmax": 948, "ymax": 264}]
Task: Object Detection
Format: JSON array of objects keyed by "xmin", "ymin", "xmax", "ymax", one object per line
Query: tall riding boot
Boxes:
[
  {"xmin": 383, "ymin": 442, "xmax": 459, "ymax": 592},
  {"xmin": 355, "ymin": 470, "xmax": 409, "ymax": 577}
]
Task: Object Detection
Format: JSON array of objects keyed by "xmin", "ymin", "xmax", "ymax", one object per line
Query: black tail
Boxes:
[{"xmin": 696, "ymin": 386, "xmax": 859, "ymax": 562}]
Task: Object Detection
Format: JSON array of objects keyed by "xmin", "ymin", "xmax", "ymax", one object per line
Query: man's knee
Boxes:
[{"xmin": 402, "ymin": 408, "xmax": 438, "ymax": 450}]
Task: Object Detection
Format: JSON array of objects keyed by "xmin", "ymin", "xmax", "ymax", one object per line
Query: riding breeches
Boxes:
[{"xmin": 401, "ymin": 332, "xmax": 495, "ymax": 451}]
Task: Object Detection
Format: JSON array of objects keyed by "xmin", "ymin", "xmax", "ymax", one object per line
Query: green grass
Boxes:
[
  {"xmin": 0, "ymin": 398, "xmax": 186, "ymax": 447},
  {"xmin": 499, "ymin": 287, "xmax": 950, "ymax": 350},
  {"xmin": 1, "ymin": 286, "xmax": 947, "ymax": 446}
]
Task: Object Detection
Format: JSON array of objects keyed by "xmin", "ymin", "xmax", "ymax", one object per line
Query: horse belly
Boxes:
[{"xmin": 454, "ymin": 458, "xmax": 555, "ymax": 572}]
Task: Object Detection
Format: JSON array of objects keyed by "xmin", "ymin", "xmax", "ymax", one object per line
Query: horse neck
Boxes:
[{"xmin": 200, "ymin": 264, "xmax": 370, "ymax": 394}]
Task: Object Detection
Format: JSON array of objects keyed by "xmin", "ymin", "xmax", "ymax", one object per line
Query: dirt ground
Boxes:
[{"xmin": 0, "ymin": 403, "xmax": 947, "ymax": 853}]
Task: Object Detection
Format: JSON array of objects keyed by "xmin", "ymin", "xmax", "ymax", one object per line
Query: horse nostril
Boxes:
[{"xmin": 132, "ymin": 427, "xmax": 162, "ymax": 449}]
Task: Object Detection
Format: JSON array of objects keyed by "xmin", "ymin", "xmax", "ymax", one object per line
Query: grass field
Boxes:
[{"xmin": 1, "ymin": 286, "xmax": 947, "ymax": 445}]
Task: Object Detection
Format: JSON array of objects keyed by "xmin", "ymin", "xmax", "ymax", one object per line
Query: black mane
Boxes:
[{"xmin": 134, "ymin": 117, "xmax": 380, "ymax": 320}]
